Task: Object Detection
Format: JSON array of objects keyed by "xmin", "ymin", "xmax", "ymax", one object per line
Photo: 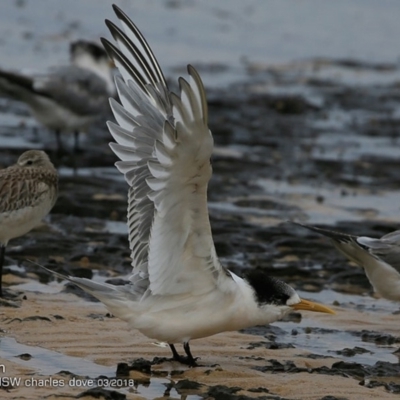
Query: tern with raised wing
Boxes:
[
  {"xmin": 41, "ymin": 5, "xmax": 334, "ymax": 366},
  {"xmin": 294, "ymin": 222, "xmax": 400, "ymax": 302}
]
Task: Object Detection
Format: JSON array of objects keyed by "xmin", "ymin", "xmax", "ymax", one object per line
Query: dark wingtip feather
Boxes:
[
  {"xmin": 101, "ymin": 36, "xmax": 148, "ymax": 92},
  {"xmin": 100, "ymin": 37, "xmax": 116, "ymax": 57},
  {"xmin": 112, "ymin": 4, "xmax": 127, "ymax": 20},
  {"xmin": 110, "ymin": 4, "xmax": 167, "ymax": 87},
  {"xmin": 105, "ymin": 19, "xmax": 121, "ymax": 41},
  {"xmin": 105, "ymin": 19, "xmax": 116, "ymax": 31},
  {"xmin": 292, "ymin": 221, "xmax": 356, "ymax": 243},
  {"xmin": 100, "ymin": 37, "xmax": 114, "ymax": 60}
]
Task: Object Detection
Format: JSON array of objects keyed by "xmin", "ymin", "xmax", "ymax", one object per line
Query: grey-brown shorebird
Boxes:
[{"xmin": 0, "ymin": 150, "xmax": 58, "ymax": 297}]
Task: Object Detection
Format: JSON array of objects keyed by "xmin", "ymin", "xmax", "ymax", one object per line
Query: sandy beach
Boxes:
[{"xmin": 1, "ymin": 280, "xmax": 399, "ymax": 399}]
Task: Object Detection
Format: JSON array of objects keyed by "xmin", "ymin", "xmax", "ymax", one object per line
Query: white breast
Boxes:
[{"xmin": 0, "ymin": 195, "xmax": 54, "ymax": 245}]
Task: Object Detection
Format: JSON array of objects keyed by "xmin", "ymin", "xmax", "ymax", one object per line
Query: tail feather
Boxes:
[
  {"xmin": 0, "ymin": 70, "xmax": 36, "ymax": 101},
  {"xmin": 28, "ymin": 260, "xmax": 137, "ymax": 321}
]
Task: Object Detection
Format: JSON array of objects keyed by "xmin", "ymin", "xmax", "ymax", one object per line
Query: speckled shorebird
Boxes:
[
  {"xmin": 0, "ymin": 40, "xmax": 115, "ymax": 153},
  {"xmin": 294, "ymin": 222, "xmax": 400, "ymax": 302},
  {"xmin": 0, "ymin": 150, "xmax": 58, "ymax": 297},
  {"xmin": 39, "ymin": 5, "xmax": 334, "ymax": 366}
]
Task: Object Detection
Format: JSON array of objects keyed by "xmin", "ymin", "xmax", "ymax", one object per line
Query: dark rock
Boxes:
[
  {"xmin": 334, "ymin": 347, "xmax": 371, "ymax": 357},
  {"xmin": 255, "ymin": 359, "xmax": 305, "ymax": 374},
  {"xmin": 246, "ymin": 341, "xmax": 294, "ymax": 350},
  {"xmin": 18, "ymin": 353, "xmax": 32, "ymax": 360},
  {"xmin": 174, "ymin": 379, "xmax": 203, "ymax": 390},
  {"xmin": 76, "ymin": 387, "xmax": 126, "ymax": 400},
  {"xmin": 22, "ymin": 316, "xmax": 52, "ymax": 322},
  {"xmin": 116, "ymin": 358, "xmax": 152, "ymax": 376}
]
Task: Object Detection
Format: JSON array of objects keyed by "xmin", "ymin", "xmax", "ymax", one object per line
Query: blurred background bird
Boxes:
[
  {"xmin": 294, "ymin": 222, "xmax": 400, "ymax": 302},
  {"xmin": 0, "ymin": 40, "xmax": 115, "ymax": 154}
]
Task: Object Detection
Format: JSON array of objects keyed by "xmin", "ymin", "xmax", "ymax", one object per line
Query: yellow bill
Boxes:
[{"xmin": 291, "ymin": 298, "xmax": 336, "ymax": 314}]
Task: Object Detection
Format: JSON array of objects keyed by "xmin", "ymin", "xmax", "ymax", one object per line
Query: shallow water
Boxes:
[
  {"xmin": 0, "ymin": 336, "xmax": 202, "ymax": 399},
  {"xmin": 2, "ymin": 1, "xmax": 400, "ymax": 87},
  {"xmin": 0, "ymin": 337, "xmax": 114, "ymax": 377}
]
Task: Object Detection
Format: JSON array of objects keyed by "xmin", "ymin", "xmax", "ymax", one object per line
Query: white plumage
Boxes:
[{"xmin": 41, "ymin": 5, "xmax": 334, "ymax": 365}]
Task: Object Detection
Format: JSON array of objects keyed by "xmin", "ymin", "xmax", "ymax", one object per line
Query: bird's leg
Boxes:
[
  {"xmin": 73, "ymin": 131, "xmax": 81, "ymax": 154},
  {"xmin": 169, "ymin": 344, "xmax": 181, "ymax": 361},
  {"xmin": 55, "ymin": 130, "xmax": 64, "ymax": 154},
  {"xmin": 31, "ymin": 126, "xmax": 39, "ymax": 142},
  {"xmin": 0, "ymin": 245, "xmax": 5, "ymax": 298},
  {"xmin": 183, "ymin": 342, "xmax": 198, "ymax": 367},
  {"xmin": 168, "ymin": 343, "xmax": 198, "ymax": 367}
]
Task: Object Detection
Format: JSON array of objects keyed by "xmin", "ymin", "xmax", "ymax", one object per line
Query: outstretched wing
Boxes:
[{"xmin": 103, "ymin": 5, "xmax": 229, "ymax": 298}]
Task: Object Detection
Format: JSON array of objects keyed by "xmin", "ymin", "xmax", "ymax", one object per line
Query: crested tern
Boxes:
[
  {"xmin": 0, "ymin": 40, "xmax": 115, "ymax": 153},
  {"xmin": 294, "ymin": 222, "xmax": 400, "ymax": 302},
  {"xmin": 0, "ymin": 150, "xmax": 58, "ymax": 298},
  {"xmin": 40, "ymin": 5, "xmax": 334, "ymax": 366}
]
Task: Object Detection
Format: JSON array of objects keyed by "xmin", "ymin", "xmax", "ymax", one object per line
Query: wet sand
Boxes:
[{"xmin": 0, "ymin": 288, "xmax": 399, "ymax": 400}]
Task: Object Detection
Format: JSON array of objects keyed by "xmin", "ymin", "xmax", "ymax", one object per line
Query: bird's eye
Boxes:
[{"xmin": 26, "ymin": 160, "xmax": 33, "ymax": 165}]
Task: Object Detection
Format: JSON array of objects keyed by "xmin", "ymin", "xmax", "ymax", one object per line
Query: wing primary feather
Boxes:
[
  {"xmin": 109, "ymin": 97, "xmax": 138, "ymax": 130},
  {"xmin": 170, "ymin": 92, "xmax": 189, "ymax": 127},
  {"xmin": 147, "ymin": 159, "xmax": 169, "ymax": 179},
  {"xmin": 178, "ymin": 77, "xmax": 197, "ymax": 122},
  {"xmin": 154, "ymin": 140, "xmax": 173, "ymax": 166},
  {"xmin": 162, "ymin": 122, "xmax": 177, "ymax": 150},
  {"xmin": 107, "ymin": 122, "xmax": 136, "ymax": 146},
  {"xmin": 112, "ymin": 4, "xmax": 167, "ymax": 87},
  {"xmin": 105, "ymin": 19, "xmax": 160, "ymax": 87},
  {"xmin": 109, "ymin": 143, "xmax": 144, "ymax": 162},
  {"xmin": 188, "ymin": 65, "xmax": 208, "ymax": 125},
  {"xmin": 101, "ymin": 37, "xmax": 149, "ymax": 94}
]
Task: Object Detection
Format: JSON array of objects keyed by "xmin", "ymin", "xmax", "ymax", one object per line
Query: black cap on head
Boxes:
[
  {"xmin": 245, "ymin": 269, "xmax": 296, "ymax": 307},
  {"xmin": 70, "ymin": 40, "xmax": 108, "ymax": 61}
]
